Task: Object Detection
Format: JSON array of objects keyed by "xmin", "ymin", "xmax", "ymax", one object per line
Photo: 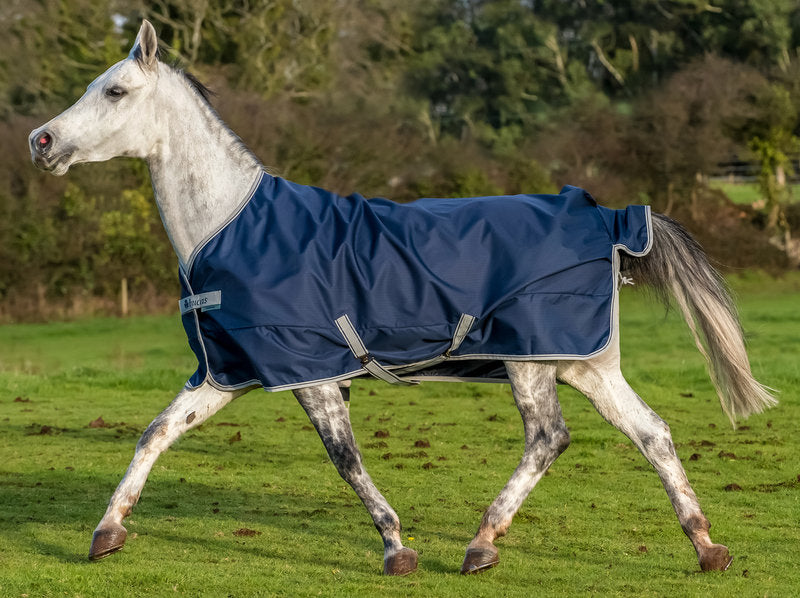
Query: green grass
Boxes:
[
  {"xmin": 0, "ymin": 274, "xmax": 798, "ymax": 597},
  {"xmin": 709, "ymin": 180, "xmax": 800, "ymax": 204}
]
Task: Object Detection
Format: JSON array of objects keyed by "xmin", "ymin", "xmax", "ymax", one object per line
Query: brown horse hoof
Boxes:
[
  {"xmin": 88, "ymin": 523, "xmax": 127, "ymax": 561},
  {"xmin": 699, "ymin": 543, "xmax": 733, "ymax": 572},
  {"xmin": 383, "ymin": 547, "xmax": 418, "ymax": 576},
  {"xmin": 461, "ymin": 545, "xmax": 499, "ymax": 574}
]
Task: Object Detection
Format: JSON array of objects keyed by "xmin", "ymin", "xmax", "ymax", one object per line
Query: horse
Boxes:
[{"xmin": 29, "ymin": 20, "xmax": 775, "ymax": 576}]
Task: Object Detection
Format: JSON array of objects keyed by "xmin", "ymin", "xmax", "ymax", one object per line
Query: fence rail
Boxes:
[{"xmin": 712, "ymin": 157, "xmax": 800, "ymax": 183}]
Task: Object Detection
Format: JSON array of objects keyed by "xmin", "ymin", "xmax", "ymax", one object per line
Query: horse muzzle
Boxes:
[{"xmin": 29, "ymin": 128, "xmax": 74, "ymax": 175}]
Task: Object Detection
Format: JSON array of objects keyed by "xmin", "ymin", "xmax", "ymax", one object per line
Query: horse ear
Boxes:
[{"xmin": 130, "ymin": 19, "xmax": 159, "ymax": 70}]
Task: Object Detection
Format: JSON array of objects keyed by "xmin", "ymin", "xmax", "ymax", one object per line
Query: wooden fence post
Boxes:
[{"xmin": 121, "ymin": 277, "xmax": 128, "ymax": 317}]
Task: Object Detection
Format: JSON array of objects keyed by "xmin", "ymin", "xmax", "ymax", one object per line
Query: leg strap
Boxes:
[
  {"xmin": 335, "ymin": 313, "xmax": 477, "ymax": 382},
  {"xmin": 335, "ymin": 315, "xmax": 418, "ymax": 386}
]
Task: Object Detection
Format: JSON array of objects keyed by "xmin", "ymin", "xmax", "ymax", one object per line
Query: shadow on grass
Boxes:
[{"xmin": 0, "ymin": 468, "xmax": 389, "ymax": 569}]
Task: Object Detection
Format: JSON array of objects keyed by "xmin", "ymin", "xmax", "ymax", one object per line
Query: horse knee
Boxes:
[
  {"xmin": 554, "ymin": 424, "xmax": 571, "ymax": 455},
  {"xmin": 136, "ymin": 417, "xmax": 170, "ymax": 451},
  {"xmin": 635, "ymin": 415, "xmax": 674, "ymax": 457},
  {"xmin": 527, "ymin": 420, "xmax": 570, "ymax": 463},
  {"xmin": 327, "ymin": 437, "xmax": 363, "ymax": 479}
]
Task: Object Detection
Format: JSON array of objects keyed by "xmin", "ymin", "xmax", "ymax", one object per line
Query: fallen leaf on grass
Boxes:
[
  {"xmin": 233, "ymin": 528, "xmax": 261, "ymax": 537},
  {"xmin": 87, "ymin": 416, "xmax": 129, "ymax": 429},
  {"xmin": 724, "ymin": 483, "xmax": 743, "ymax": 491},
  {"xmin": 228, "ymin": 431, "xmax": 242, "ymax": 444},
  {"xmin": 364, "ymin": 441, "xmax": 388, "ymax": 449},
  {"xmin": 374, "ymin": 430, "xmax": 390, "ymax": 438},
  {"xmin": 414, "ymin": 439, "xmax": 430, "ymax": 448},
  {"xmin": 25, "ymin": 424, "xmax": 64, "ymax": 436},
  {"xmin": 13, "ymin": 396, "xmax": 31, "ymax": 403}
]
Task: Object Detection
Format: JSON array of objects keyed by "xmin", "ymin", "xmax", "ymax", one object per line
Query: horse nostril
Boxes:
[{"xmin": 36, "ymin": 132, "xmax": 52, "ymax": 154}]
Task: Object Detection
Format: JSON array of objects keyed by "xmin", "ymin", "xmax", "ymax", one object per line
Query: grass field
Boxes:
[
  {"xmin": 709, "ymin": 180, "xmax": 800, "ymax": 205},
  {"xmin": 1, "ymin": 273, "xmax": 798, "ymax": 597}
]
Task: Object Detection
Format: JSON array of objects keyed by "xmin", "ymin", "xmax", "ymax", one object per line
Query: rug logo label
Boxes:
[{"xmin": 180, "ymin": 291, "xmax": 222, "ymax": 314}]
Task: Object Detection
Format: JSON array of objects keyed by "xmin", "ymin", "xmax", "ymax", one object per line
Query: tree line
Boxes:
[{"xmin": 1, "ymin": 0, "xmax": 799, "ymax": 320}]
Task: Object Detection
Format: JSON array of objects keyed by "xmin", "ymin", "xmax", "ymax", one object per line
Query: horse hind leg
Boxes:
[
  {"xmin": 462, "ymin": 361, "xmax": 570, "ymax": 574},
  {"xmin": 89, "ymin": 382, "xmax": 245, "ymax": 560},
  {"xmin": 293, "ymin": 383, "xmax": 417, "ymax": 576},
  {"xmin": 558, "ymin": 354, "xmax": 733, "ymax": 572}
]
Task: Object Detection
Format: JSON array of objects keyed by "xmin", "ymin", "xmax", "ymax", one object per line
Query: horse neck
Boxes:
[{"xmin": 146, "ymin": 66, "xmax": 263, "ymax": 269}]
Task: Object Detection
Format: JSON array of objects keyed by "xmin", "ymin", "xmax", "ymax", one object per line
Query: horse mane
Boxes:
[
  {"xmin": 180, "ymin": 70, "xmax": 215, "ymax": 104},
  {"xmin": 168, "ymin": 62, "xmax": 264, "ymax": 170}
]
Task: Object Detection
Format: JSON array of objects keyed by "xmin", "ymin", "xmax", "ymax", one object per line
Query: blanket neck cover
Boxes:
[{"xmin": 180, "ymin": 172, "xmax": 652, "ymax": 391}]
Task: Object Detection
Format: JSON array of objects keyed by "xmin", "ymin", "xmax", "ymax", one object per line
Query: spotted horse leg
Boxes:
[
  {"xmin": 89, "ymin": 382, "xmax": 248, "ymax": 560},
  {"xmin": 558, "ymin": 349, "xmax": 733, "ymax": 572},
  {"xmin": 461, "ymin": 361, "xmax": 570, "ymax": 574},
  {"xmin": 293, "ymin": 382, "xmax": 417, "ymax": 576}
]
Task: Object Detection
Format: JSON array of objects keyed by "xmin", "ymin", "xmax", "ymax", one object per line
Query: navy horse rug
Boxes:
[{"xmin": 179, "ymin": 172, "xmax": 652, "ymax": 391}]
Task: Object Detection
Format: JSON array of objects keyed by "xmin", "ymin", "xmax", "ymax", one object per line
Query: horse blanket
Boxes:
[{"xmin": 180, "ymin": 172, "xmax": 652, "ymax": 391}]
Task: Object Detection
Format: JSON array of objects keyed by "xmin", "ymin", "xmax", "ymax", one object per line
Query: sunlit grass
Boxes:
[
  {"xmin": 0, "ymin": 274, "xmax": 798, "ymax": 596},
  {"xmin": 710, "ymin": 180, "xmax": 800, "ymax": 205}
]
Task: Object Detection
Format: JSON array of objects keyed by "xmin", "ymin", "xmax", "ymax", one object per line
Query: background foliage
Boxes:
[{"xmin": 2, "ymin": 0, "xmax": 800, "ymax": 319}]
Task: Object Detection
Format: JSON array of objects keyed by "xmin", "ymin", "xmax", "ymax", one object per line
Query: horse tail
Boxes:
[{"xmin": 620, "ymin": 212, "xmax": 776, "ymax": 425}]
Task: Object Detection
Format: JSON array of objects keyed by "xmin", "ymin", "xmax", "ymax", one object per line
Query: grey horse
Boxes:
[{"xmin": 30, "ymin": 20, "xmax": 774, "ymax": 576}]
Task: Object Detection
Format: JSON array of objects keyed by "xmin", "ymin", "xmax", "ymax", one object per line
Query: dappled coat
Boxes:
[{"xmin": 179, "ymin": 172, "xmax": 652, "ymax": 391}]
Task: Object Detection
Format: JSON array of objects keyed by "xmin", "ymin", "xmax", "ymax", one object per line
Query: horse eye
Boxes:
[{"xmin": 105, "ymin": 86, "xmax": 127, "ymax": 100}]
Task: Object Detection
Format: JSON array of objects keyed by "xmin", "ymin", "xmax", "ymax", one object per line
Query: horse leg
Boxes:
[
  {"xmin": 462, "ymin": 361, "xmax": 570, "ymax": 574},
  {"xmin": 89, "ymin": 382, "xmax": 247, "ymax": 560},
  {"xmin": 558, "ymin": 351, "xmax": 733, "ymax": 572},
  {"xmin": 293, "ymin": 383, "xmax": 417, "ymax": 576}
]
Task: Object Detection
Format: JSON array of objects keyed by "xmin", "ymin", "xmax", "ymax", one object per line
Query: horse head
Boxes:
[{"xmin": 29, "ymin": 20, "xmax": 160, "ymax": 175}]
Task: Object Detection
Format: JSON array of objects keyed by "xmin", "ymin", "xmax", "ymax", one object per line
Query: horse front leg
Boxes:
[
  {"xmin": 293, "ymin": 383, "xmax": 417, "ymax": 576},
  {"xmin": 462, "ymin": 361, "xmax": 570, "ymax": 574},
  {"xmin": 558, "ymin": 353, "xmax": 733, "ymax": 572},
  {"xmin": 89, "ymin": 382, "xmax": 247, "ymax": 560}
]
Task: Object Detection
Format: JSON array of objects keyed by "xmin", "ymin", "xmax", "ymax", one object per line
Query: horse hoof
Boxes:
[
  {"xmin": 699, "ymin": 543, "xmax": 733, "ymax": 572},
  {"xmin": 383, "ymin": 547, "xmax": 418, "ymax": 576},
  {"xmin": 88, "ymin": 523, "xmax": 127, "ymax": 561},
  {"xmin": 461, "ymin": 544, "xmax": 499, "ymax": 574}
]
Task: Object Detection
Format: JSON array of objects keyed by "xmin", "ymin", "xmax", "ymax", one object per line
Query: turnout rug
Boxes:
[{"xmin": 180, "ymin": 172, "xmax": 652, "ymax": 391}]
